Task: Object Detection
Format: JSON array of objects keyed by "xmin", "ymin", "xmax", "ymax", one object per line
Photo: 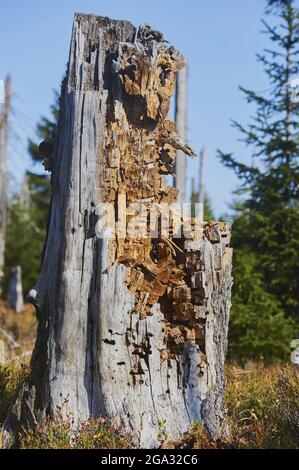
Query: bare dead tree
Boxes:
[
  {"xmin": 0, "ymin": 76, "xmax": 12, "ymax": 293},
  {"xmin": 198, "ymin": 145, "xmax": 206, "ymax": 206},
  {"xmin": 174, "ymin": 64, "xmax": 188, "ymax": 204},
  {"xmin": 19, "ymin": 174, "xmax": 30, "ymax": 215}
]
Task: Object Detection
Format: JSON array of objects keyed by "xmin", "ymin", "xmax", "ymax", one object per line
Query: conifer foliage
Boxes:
[{"xmin": 219, "ymin": 0, "xmax": 299, "ymax": 361}]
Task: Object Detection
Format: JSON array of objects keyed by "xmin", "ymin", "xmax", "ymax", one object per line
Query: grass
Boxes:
[
  {"xmin": 0, "ymin": 361, "xmax": 30, "ymax": 425},
  {"xmin": 0, "ymin": 361, "xmax": 298, "ymax": 449},
  {"xmin": 0, "ymin": 304, "xmax": 298, "ymax": 449},
  {"xmin": 0, "ymin": 300, "xmax": 36, "ymax": 363},
  {"xmin": 224, "ymin": 363, "xmax": 299, "ymax": 448},
  {"xmin": 175, "ymin": 363, "xmax": 299, "ymax": 449},
  {"xmin": 20, "ymin": 416, "xmax": 133, "ymax": 449}
]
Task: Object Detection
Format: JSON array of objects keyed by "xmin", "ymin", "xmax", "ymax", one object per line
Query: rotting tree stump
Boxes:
[{"xmin": 3, "ymin": 14, "xmax": 233, "ymax": 448}]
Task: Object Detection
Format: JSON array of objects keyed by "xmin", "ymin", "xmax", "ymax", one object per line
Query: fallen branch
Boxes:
[{"xmin": 0, "ymin": 326, "xmax": 20, "ymax": 348}]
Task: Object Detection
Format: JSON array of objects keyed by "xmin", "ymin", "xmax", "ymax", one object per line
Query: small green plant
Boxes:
[
  {"xmin": 73, "ymin": 418, "xmax": 133, "ymax": 449},
  {"xmin": 157, "ymin": 419, "xmax": 168, "ymax": 447},
  {"xmin": 0, "ymin": 362, "xmax": 30, "ymax": 425}
]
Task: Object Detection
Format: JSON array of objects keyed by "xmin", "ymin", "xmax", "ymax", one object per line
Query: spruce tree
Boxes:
[
  {"xmin": 219, "ymin": 0, "xmax": 299, "ymax": 361},
  {"xmin": 3, "ymin": 192, "xmax": 47, "ymax": 295},
  {"xmin": 28, "ymin": 91, "xmax": 59, "ymax": 163},
  {"xmin": 3, "ymin": 94, "xmax": 58, "ymax": 297}
]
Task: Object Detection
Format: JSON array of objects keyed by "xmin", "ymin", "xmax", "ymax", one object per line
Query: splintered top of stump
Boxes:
[{"xmin": 68, "ymin": 13, "xmax": 176, "ymax": 92}]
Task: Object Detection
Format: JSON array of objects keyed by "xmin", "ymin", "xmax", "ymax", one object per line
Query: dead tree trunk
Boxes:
[
  {"xmin": 174, "ymin": 64, "xmax": 188, "ymax": 204},
  {"xmin": 198, "ymin": 145, "xmax": 205, "ymax": 206},
  {"xmin": 0, "ymin": 77, "xmax": 11, "ymax": 293},
  {"xmin": 19, "ymin": 174, "xmax": 30, "ymax": 215},
  {"xmin": 3, "ymin": 14, "xmax": 232, "ymax": 448},
  {"xmin": 8, "ymin": 266, "xmax": 24, "ymax": 313}
]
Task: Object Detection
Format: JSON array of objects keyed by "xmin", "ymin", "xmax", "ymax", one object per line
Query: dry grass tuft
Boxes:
[
  {"xmin": 174, "ymin": 363, "xmax": 299, "ymax": 449},
  {"xmin": 0, "ymin": 300, "xmax": 36, "ymax": 363}
]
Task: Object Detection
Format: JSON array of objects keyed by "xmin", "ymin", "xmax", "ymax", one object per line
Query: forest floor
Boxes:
[
  {"xmin": 0, "ymin": 301, "xmax": 298, "ymax": 449},
  {"xmin": 0, "ymin": 300, "xmax": 36, "ymax": 364}
]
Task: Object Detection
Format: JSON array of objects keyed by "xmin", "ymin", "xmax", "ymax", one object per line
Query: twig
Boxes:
[{"xmin": 0, "ymin": 326, "xmax": 20, "ymax": 348}]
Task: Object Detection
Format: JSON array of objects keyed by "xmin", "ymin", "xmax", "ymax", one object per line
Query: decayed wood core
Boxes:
[{"xmin": 99, "ymin": 25, "xmax": 231, "ymax": 368}]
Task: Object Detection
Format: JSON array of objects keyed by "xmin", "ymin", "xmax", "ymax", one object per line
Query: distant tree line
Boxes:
[{"xmin": 3, "ymin": 93, "xmax": 59, "ymax": 296}]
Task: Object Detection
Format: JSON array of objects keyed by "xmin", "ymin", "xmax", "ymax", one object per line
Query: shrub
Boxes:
[
  {"xmin": 1, "ymin": 361, "xmax": 298, "ymax": 449},
  {"xmin": 0, "ymin": 362, "xmax": 30, "ymax": 425},
  {"xmin": 20, "ymin": 414, "xmax": 133, "ymax": 449}
]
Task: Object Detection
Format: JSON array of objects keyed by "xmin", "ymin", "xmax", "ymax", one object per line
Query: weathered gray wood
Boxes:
[
  {"xmin": 8, "ymin": 266, "xmax": 24, "ymax": 313},
  {"xmin": 2, "ymin": 14, "xmax": 232, "ymax": 448},
  {"xmin": 0, "ymin": 77, "xmax": 11, "ymax": 293},
  {"xmin": 174, "ymin": 65, "xmax": 188, "ymax": 204}
]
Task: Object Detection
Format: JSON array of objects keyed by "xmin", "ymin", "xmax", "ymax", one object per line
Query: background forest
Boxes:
[{"xmin": 0, "ymin": 0, "xmax": 298, "ymax": 450}]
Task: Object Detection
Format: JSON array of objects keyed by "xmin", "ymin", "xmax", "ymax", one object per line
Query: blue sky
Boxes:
[{"xmin": 0, "ymin": 0, "xmax": 271, "ymax": 217}]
